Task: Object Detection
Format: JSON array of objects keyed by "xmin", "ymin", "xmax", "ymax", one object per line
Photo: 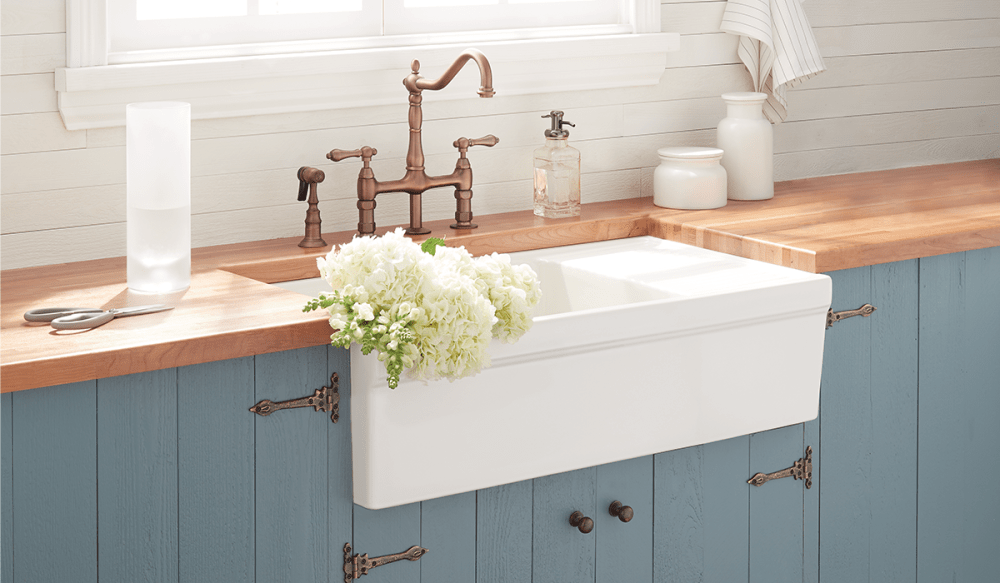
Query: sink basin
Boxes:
[{"xmin": 272, "ymin": 236, "xmax": 832, "ymax": 509}]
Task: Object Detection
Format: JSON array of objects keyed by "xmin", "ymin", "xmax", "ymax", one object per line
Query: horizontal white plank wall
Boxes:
[
  {"xmin": 1, "ymin": 0, "xmax": 998, "ymax": 269},
  {"xmin": 0, "ymin": 33, "xmax": 65, "ymax": 75},
  {"xmin": 0, "ymin": 112, "xmax": 87, "ymax": 155},
  {"xmin": 816, "ymin": 19, "xmax": 1000, "ymax": 58},
  {"xmin": 1, "ymin": 74, "xmax": 57, "ymax": 115},
  {"xmin": 803, "ymin": 0, "xmax": 1000, "ymax": 27},
  {"xmin": 0, "ymin": 0, "xmax": 65, "ymax": 36},
  {"xmin": 775, "ymin": 134, "xmax": 1000, "ymax": 180}
]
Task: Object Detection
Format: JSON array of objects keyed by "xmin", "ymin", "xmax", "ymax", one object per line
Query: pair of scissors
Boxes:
[{"xmin": 23, "ymin": 305, "xmax": 174, "ymax": 330}]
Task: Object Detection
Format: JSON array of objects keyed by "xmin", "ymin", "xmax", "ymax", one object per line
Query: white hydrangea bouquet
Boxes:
[{"xmin": 303, "ymin": 228, "xmax": 542, "ymax": 389}]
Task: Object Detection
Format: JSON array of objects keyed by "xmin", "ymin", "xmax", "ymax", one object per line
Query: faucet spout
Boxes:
[{"xmin": 404, "ymin": 49, "xmax": 494, "ymax": 97}]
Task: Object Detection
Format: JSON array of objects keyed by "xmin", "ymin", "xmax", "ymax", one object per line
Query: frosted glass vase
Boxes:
[
  {"xmin": 717, "ymin": 92, "xmax": 773, "ymax": 201},
  {"xmin": 126, "ymin": 102, "xmax": 191, "ymax": 293}
]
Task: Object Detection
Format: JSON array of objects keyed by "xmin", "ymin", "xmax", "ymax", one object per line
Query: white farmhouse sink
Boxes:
[{"xmin": 273, "ymin": 236, "xmax": 832, "ymax": 509}]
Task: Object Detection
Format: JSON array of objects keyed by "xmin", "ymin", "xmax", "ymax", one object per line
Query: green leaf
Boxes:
[{"xmin": 421, "ymin": 237, "xmax": 446, "ymax": 255}]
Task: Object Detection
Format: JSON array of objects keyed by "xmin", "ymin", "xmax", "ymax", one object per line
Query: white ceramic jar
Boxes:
[
  {"xmin": 653, "ymin": 147, "xmax": 728, "ymax": 210},
  {"xmin": 717, "ymin": 92, "xmax": 773, "ymax": 201}
]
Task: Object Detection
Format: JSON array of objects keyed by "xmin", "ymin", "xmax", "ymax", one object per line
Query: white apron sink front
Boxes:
[{"xmin": 273, "ymin": 236, "xmax": 832, "ymax": 510}]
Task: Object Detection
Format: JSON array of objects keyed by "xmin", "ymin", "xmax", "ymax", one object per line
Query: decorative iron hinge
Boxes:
[
  {"xmin": 250, "ymin": 372, "xmax": 340, "ymax": 423},
  {"xmin": 826, "ymin": 303, "xmax": 876, "ymax": 328},
  {"xmin": 748, "ymin": 446, "xmax": 813, "ymax": 489},
  {"xmin": 343, "ymin": 542, "xmax": 427, "ymax": 583}
]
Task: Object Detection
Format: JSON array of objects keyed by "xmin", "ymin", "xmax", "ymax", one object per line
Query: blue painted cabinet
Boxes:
[
  {"xmin": 915, "ymin": 249, "xmax": 1000, "ymax": 582},
  {"xmin": 814, "ymin": 260, "xmax": 919, "ymax": 582},
  {"xmin": 0, "ymin": 347, "xmax": 807, "ymax": 584},
  {"xmin": 815, "ymin": 248, "xmax": 1000, "ymax": 583},
  {"xmin": 653, "ymin": 427, "xmax": 808, "ymax": 584},
  {"xmin": 528, "ymin": 456, "xmax": 654, "ymax": 583},
  {"xmin": 2, "ymin": 247, "xmax": 998, "ymax": 583}
]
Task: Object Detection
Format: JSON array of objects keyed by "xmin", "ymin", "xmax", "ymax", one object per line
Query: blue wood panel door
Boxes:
[
  {"xmin": 595, "ymin": 456, "xmax": 653, "ymax": 583},
  {"xmin": 653, "ymin": 436, "xmax": 750, "ymax": 583},
  {"xmin": 254, "ymin": 345, "xmax": 338, "ymax": 583},
  {"xmin": 177, "ymin": 356, "xmax": 256, "ymax": 582},
  {"xmin": 917, "ymin": 248, "xmax": 1000, "ymax": 583},
  {"xmin": 11, "ymin": 381, "xmax": 97, "ymax": 583},
  {"xmin": 818, "ymin": 261, "xmax": 919, "ymax": 582},
  {"xmin": 532, "ymin": 467, "xmax": 597, "ymax": 582},
  {"xmin": 352, "ymin": 502, "xmax": 421, "ymax": 583},
  {"xmin": 98, "ymin": 369, "xmax": 179, "ymax": 582},
  {"xmin": 749, "ymin": 425, "xmax": 804, "ymax": 583},
  {"xmin": 476, "ymin": 479, "xmax": 534, "ymax": 583},
  {"xmin": 419, "ymin": 492, "xmax": 477, "ymax": 582}
]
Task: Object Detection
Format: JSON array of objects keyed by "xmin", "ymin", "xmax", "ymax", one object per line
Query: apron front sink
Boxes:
[{"xmin": 272, "ymin": 236, "xmax": 832, "ymax": 509}]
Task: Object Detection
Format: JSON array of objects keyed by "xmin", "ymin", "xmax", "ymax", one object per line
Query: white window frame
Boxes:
[{"xmin": 56, "ymin": 0, "xmax": 678, "ymax": 130}]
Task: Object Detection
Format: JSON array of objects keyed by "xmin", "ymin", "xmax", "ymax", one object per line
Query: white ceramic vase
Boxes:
[{"xmin": 717, "ymin": 92, "xmax": 773, "ymax": 201}]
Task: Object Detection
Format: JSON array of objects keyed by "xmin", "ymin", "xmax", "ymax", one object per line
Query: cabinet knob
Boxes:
[
  {"xmin": 568, "ymin": 511, "xmax": 594, "ymax": 534},
  {"xmin": 608, "ymin": 500, "xmax": 634, "ymax": 523}
]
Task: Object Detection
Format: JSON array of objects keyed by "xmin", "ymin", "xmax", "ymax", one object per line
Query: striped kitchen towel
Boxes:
[{"xmin": 720, "ymin": 0, "xmax": 826, "ymax": 123}]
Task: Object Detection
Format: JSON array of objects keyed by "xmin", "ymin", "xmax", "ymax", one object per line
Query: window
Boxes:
[
  {"xmin": 57, "ymin": 0, "xmax": 677, "ymax": 129},
  {"xmin": 107, "ymin": 0, "xmax": 630, "ymax": 62},
  {"xmin": 108, "ymin": 0, "xmax": 381, "ymax": 60}
]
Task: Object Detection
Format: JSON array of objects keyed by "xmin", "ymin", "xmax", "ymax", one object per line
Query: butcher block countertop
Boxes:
[{"xmin": 2, "ymin": 159, "xmax": 998, "ymax": 393}]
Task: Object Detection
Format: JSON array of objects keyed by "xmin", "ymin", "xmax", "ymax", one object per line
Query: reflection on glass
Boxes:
[
  {"xmin": 508, "ymin": 0, "xmax": 588, "ymax": 4},
  {"xmin": 137, "ymin": 0, "xmax": 362, "ymax": 19},
  {"xmin": 137, "ymin": 0, "xmax": 246, "ymax": 20},
  {"xmin": 404, "ymin": 0, "xmax": 498, "ymax": 7},
  {"xmin": 260, "ymin": 0, "xmax": 363, "ymax": 14}
]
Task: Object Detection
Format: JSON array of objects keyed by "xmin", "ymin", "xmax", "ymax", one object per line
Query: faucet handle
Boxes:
[
  {"xmin": 453, "ymin": 135, "xmax": 500, "ymax": 152},
  {"xmin": 328, "ymin": 146, "xmax": 378, "ymax": 163}
]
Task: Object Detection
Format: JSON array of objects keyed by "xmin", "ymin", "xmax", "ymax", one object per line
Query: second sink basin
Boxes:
[{"xmin": 273, "ymin": 236, "xmax": 832, "ymax": 509}]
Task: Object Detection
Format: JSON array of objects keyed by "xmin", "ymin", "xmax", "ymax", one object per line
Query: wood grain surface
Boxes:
[
  {"xmin": 2, "ymin": 160, "xmax": 997, "ymax": 393},
  {"xmin": 917, "ymin": 248, "xmax": 1000, "ymax": 582}
]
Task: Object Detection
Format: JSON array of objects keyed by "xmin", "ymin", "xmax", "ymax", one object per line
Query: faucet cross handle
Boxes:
[
  {"xmin": 454, "ymin": 135, "xmax": 499, "ymax": 157},
  {"xmin": 328, "ymin": 147, "xmax": 377, "ymax": 164}
]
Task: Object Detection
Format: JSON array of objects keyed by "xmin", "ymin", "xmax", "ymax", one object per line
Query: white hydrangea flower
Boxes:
[
  {"xmin": 311, "ymin": 227, "xmax": 542, "ymax": 388},
  {"xmin": 474, "ymin": 253, "xmax": 542, "ymax": 343}
]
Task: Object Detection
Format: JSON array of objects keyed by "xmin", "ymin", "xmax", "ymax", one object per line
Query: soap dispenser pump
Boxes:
[{"xmin": 533, "ymin": 110, "xmax": 581, "ymax": 218}]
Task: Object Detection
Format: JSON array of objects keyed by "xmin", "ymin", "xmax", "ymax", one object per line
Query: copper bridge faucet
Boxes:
[{"xmin": 328, "ymin": 49, "xmax": 498, "ymax": 236}]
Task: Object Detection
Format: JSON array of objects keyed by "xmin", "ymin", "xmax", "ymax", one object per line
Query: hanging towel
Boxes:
[{"xmin": 720, "ymin": 0, "xmax": 826, "ymax": 123}]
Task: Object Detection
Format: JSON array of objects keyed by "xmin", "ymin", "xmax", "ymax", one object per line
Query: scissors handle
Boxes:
[
  {"xmin": 24, "ymin": 307, "xmax": 104, "ymax": 322},
  {"xmin": 50, "ymin": 311, "xmax": 115, "ymax": 330}
]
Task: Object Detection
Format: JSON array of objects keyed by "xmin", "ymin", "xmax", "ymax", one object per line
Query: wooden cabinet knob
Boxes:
[
  {"xmin": 609, "ymin": 500, "xmax": 634, "ymax": 523},
  {"xmin": 568, "ymin": 511, "xmax": 594, "ymax": 534}
]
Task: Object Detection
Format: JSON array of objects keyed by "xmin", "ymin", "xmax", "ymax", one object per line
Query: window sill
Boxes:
[{"xmin": 54, "ymin": 33, "xmax": 679, "ymax": 130}]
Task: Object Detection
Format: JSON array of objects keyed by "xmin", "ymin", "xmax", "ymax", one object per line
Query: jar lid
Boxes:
[
  {"xmin": 657, "ymin": 146, "xmax": 724, "ymax": 160},
  {"xmin": 721, "ymin": 92, "xmax": 768, "ymax": 103}
]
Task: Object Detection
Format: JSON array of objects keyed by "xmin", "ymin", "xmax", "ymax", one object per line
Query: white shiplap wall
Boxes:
[{"xmin": 2, "ymin": 0, "xmax": 998, "ymax": 269}]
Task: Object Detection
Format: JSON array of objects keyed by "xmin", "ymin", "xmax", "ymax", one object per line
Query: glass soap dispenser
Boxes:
[{"xmin": 533, "ymin": 110, "xmax": 580, "ymax": 218}]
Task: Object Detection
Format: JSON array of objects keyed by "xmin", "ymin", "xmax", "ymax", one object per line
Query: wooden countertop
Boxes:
[{"xmin": 2, "ymin": 159, "xmax": 997, "ymax": 393}]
